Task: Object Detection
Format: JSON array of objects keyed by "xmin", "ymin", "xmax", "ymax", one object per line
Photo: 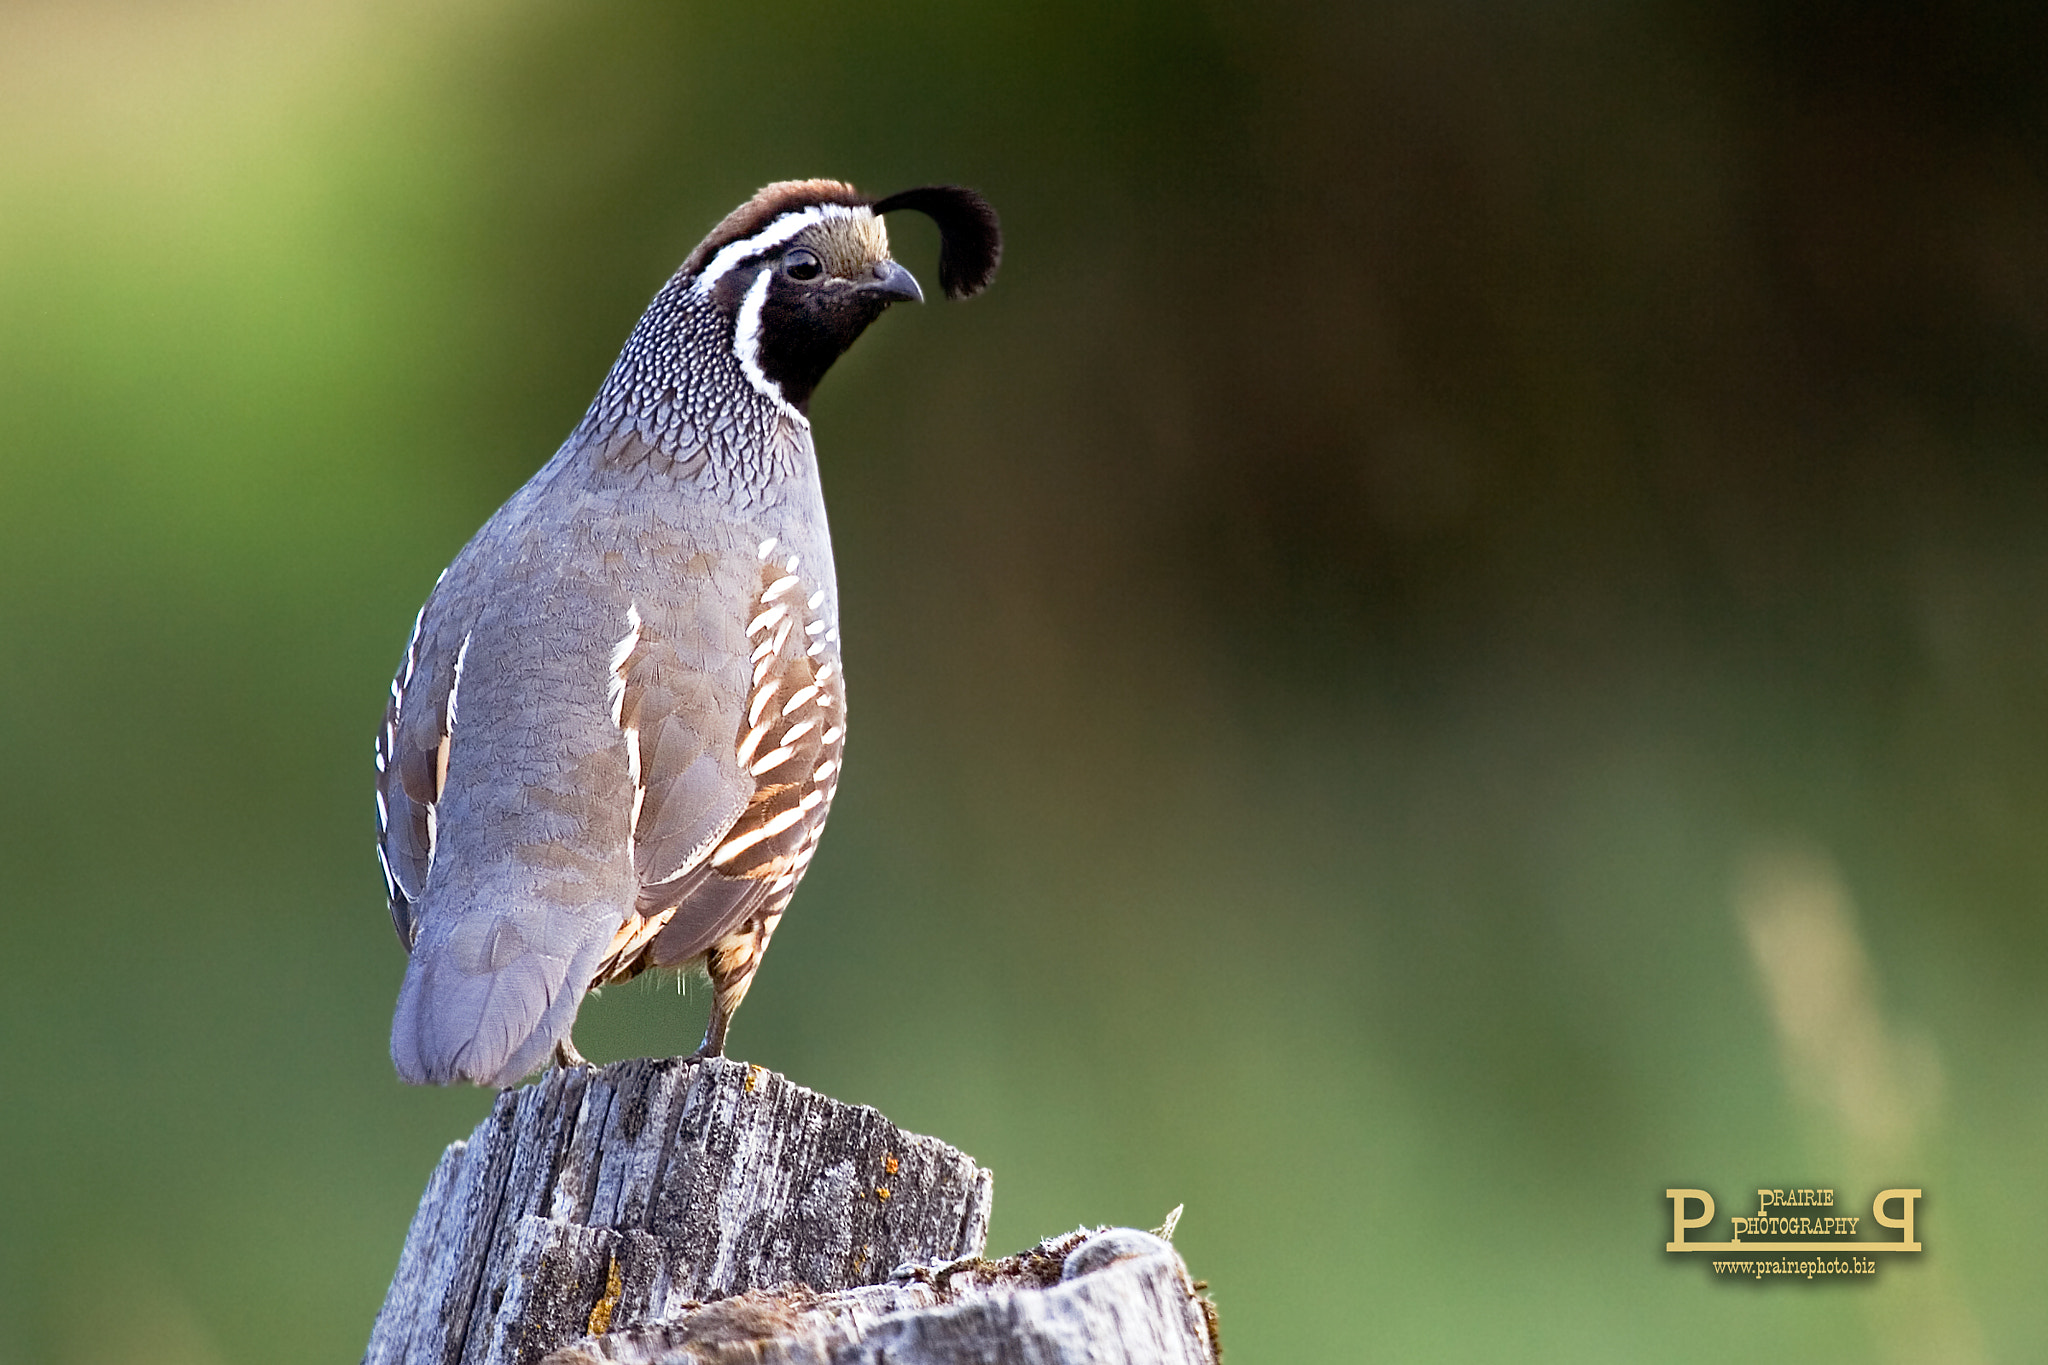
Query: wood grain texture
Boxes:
[
  {"xmin": 365, "ymin": 1057, "xmax": 993, "ymax": 1365},
  {"xmin": 540, "ymin": 1229, "xmax": 1220, "ymax": 1365}
]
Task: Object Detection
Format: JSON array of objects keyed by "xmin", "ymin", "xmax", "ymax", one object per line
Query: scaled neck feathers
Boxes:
[{"xmin": 575, "ymin": 273, "xmax": 811, "ymax": 498}]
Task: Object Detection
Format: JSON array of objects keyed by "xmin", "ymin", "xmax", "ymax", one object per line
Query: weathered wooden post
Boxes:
[{"xmin": 365, "ymin": 1057, "xmax": 1220, "ymax": 1364}]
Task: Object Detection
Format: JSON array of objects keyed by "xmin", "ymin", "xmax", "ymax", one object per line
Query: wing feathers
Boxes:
[
  {"xmin": 384, "ymin": 529, "xmax": 844, "ymax": 1083},
  {"xmin": 376, "ymin": 593, "xmax": 462, "ymax": 951},
  {"xmin": 597, "ymin": 555, "xmax": 843, "ymax": 982}
]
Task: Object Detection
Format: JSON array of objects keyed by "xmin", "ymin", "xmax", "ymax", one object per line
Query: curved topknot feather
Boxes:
[{"xmin": 871, "ymin": 186, "xmax": 1003, "ymax": 300}]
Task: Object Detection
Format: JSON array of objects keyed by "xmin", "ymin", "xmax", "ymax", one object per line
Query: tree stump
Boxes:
[{"xmin": 365, "ymin": 1057, "xmax": 1219, "ymax": 1365}]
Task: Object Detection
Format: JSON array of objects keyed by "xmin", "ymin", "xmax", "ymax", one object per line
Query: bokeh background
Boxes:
[{"xmin": 3, "ymin": 0, "xmax": 2045, "ymax": 1359}]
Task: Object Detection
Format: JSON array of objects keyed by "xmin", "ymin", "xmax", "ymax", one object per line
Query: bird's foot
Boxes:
[
  {"xmin": 688, "ymin": 1007, "xmax": 730, "ymax": 1062},
  {"xmin": 552, "ymin": 1036, "xmax": 590, "ymax": 1070}
]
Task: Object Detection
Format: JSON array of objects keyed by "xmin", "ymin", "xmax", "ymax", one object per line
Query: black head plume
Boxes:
[{"xmin": 871, "ymin": 186, "xmax": 1002, "ymax": 300}]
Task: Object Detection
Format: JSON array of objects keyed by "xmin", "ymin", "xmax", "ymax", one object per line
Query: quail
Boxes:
[{"xmin": 375, "ymin": 180, "xmax": 1000, "ymax": 1086}]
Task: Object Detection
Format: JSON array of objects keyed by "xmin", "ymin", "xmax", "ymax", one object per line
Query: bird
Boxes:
[{"xmin": 374, "ymin": 179, "xmax": 1000, "ymax": 1086}]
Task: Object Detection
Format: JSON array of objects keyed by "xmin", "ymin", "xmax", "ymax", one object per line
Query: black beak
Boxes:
[{"xmin": 861, "ymin": 259, "xmax": 924, "ymax": 305}]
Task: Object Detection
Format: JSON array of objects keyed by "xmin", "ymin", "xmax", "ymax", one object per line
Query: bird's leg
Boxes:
[
  {"xmin": 552, "ymin": 1035, "xmax": 589, "ymax": 1070},
  {"xmin": 691, "ymin": 911, "xmax": 784, "ymax": 1060},
  {"xmin": 690, "ymin": 947, "xmax": 744, "ymax": 1059},
  {"xmin": 690, "ymin": 1006, "xmax": 729, "ymax": 1061}
]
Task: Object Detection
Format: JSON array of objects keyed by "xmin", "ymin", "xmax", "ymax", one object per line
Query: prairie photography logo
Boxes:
[{"xmin": 1665, "ymin": 1186, "xmax": 1923, "ymax": 1281}]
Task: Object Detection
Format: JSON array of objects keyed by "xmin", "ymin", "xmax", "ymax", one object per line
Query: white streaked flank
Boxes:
[
  {"xmin": 607, "ymin": 604, "xmax": 644, "ymax": 727},
  {"xmin": 711, "ymin": 804, "xmax": 809, "ymax": 866},
  {"xmin": 399, "ymin": 605, "xmax": 427, "ymax": 689},
  {"xmin": 447, "ymin": 631, "xmax": 472, "ymax": 726},
  {"xmin": 736, "ymin": 719, "xmax": 773, "ymax": 769}
]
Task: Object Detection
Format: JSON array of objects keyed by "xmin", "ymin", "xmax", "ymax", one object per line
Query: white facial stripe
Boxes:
[
  {"xmin": 732, "ymin": 268, "xmax": 807, "ymax": 423},
  {"xmin": 691, "ymin": 203, "xmax": 868, "ymax": 296}
]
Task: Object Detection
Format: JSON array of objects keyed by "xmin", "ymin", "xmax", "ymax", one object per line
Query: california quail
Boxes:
[{"xmin": 375, "ymin": 180, "xmax": 1000, "ymax": 1086}]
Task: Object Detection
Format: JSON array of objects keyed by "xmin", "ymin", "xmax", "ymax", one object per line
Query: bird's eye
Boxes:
[{"xmin": 783, "ymin": 248, "xmax": 823, "ymax": 282}]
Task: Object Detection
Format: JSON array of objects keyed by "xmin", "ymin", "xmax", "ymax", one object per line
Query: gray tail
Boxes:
[{"xmin": 389, "ymin": 915, "xmax": 604, "ymax": 1087}]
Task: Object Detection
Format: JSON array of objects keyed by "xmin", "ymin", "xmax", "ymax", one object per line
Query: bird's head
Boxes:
[{"xmin": 682, "ymin": 179, "xmax": 1000, "ymax": 413}]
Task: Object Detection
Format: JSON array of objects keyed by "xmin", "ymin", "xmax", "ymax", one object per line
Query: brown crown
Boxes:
[{"xmin": 680, "ymin": 179, "xmax": 870, "ymax": 279}]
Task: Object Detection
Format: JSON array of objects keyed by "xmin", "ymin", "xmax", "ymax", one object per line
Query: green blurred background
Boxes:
[{"xmin": 3, "ymin": 0, "xmax": 2044, "ymax": 1359}]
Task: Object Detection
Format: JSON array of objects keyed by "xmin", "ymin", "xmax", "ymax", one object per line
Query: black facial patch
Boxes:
[{"xmin": 753, "ymin": 266, "xmax": 899, "ymax": 412}]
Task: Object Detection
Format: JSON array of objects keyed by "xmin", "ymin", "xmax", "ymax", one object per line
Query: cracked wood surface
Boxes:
[
  {"xmin": 365, "ymin": 1056, "xmax": 1217, "ymax": 1365},
  {"xmin": 541, "ymin": 1229, "xmax": 1220, "ymax": 1365},
  {"xmin": 365, "ymin": 1057, "xmax": 993, "ymax": 1365}
]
